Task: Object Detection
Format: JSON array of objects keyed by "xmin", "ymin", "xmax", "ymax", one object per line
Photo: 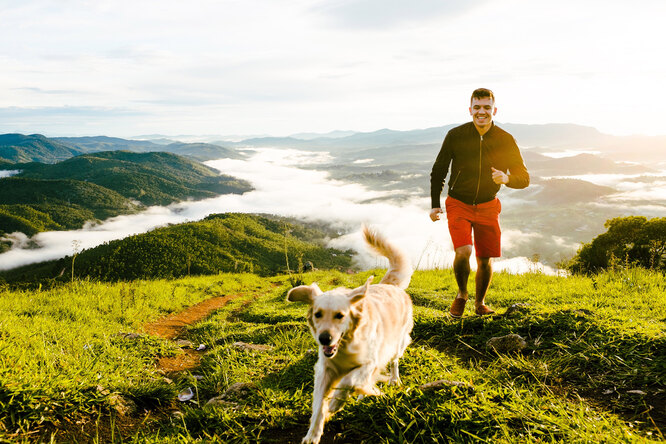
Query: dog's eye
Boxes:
[
  {"xmin": 334, "ymin": 312, "xmax": 344, "ymax": 320},
  {"xmin": 314, "ymin": 311, "xmax": 323, "ymax": 318}
]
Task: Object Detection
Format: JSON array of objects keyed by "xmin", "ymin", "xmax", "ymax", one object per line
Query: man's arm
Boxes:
[
  {"xmin": 430, "ymin": 133, "xmax": 454, "ymax": 209},
  {"xmin": 505, "ymin": 137, "xmax": 529, "ymax": 189}
]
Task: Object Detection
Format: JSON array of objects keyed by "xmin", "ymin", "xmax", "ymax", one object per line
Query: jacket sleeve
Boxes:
[
  {"xmin": 430, "ymin": 132, "xmax": 453, "ymax": 208},
  {"xmin": 506, "ymin": 137, "xmax": 530, "ymax": 189}
]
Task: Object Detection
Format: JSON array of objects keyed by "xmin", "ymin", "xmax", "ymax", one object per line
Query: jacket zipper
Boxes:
[
  {"xmin": 450, "ymin": 170, "xmax": 462, "ymax": 191},
  {"xmin": 473, "ymin": 135, "xmax": 483, "ymax": 204}
]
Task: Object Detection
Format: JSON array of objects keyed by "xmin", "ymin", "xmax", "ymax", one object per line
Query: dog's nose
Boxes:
[{"xmin": 318, "ymin": 332, "xmax": 332, "ymax": 346}]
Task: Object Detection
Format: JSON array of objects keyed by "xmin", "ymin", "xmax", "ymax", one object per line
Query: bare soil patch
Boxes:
[
  {"xmin": 144, "ymin": 294, "xmax": 240, "ymax": 339},
  {"xmin": 144, "ymin": 294, "xmax": 241, "ymax": 373}
]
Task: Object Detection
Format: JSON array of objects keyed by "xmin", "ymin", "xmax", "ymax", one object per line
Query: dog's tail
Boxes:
[{"xmin": 362, "ymin": 224, "xmax": 412, "ymax": 289}]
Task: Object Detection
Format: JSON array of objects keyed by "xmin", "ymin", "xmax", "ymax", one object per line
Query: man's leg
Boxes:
[
  {"xmin": 475, "ymin": 256, "xmax": 495, "ymax": 315},
  {"xmin": 454, "ymin": 245, "xmax": 473, "ymax": 297},
  {"xmin": 450, "ymin": 245, "xmax": 473, "ymax": 317}
]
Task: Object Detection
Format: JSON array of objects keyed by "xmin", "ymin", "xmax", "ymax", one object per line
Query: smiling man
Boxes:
[{"xmin": 429, "ymin": 88, "xmax": 530, "ymax": 318}]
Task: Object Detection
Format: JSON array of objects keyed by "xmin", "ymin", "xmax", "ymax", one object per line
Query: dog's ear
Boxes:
[
  {"xmin": 286, "ymin": 283, "xmax": 322, "ymax": 304},
  {"xmin": 348, "ymin": 276, "xmax": 373, "ymax": 304}
]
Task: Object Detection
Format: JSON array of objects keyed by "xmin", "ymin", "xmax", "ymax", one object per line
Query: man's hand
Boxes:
[
  {"xmin": 491, "ymin": 167, "xmax": 509, "ymax": 185},
  {"xmin": 430, "ymin": 208, "xmax": 443, "ymax": 222}
]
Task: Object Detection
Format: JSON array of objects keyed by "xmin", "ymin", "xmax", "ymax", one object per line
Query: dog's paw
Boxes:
[
  {"xmin": 356, "ymin": 385, "xmax": 381, "ymax": 397},
  {"xmin": 388, "ymin": 376, "xmax": 402, "ymax": 386},
  {"xmin": 302, "ymin": 435, "xmax": 320, "ymax": 444}
]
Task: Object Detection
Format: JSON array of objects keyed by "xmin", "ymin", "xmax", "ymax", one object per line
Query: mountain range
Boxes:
[
  {"xmin": 0, "ymin": 123, "xmax": 664, "ymax": 269},
  {"xmin": 0, "ymin": 133, "xmax": 245, "ymax": 164}
]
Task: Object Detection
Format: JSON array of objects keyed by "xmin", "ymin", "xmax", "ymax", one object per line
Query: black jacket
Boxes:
[{"xmin": 430, "ymin": 122, "xmax": 529, "ymax": 207}]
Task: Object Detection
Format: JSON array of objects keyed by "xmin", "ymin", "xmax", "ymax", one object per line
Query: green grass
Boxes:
[{"xmin": 0, "ymin": 268, "xmax": 664, "ymax": 442}]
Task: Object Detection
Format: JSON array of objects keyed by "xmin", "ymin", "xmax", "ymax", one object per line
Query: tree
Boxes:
[{"xmin": 568, "ymin": 216, "xmax": 666, "ymax": 274}]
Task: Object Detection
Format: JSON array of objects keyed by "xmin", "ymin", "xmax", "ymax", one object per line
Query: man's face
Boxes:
[{"xmin": 469, "ymin": 97, "xmax": 497, "ymax": 128}]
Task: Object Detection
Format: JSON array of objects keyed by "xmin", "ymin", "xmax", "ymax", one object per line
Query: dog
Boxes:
[{"xmin": 287, "ymin": 225, "xmax": 413, "ymax": 444}]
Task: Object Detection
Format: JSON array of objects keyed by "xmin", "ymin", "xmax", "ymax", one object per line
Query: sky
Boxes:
[{"xmin": 2, "ymin": 0, "xmax": 666, "ymax": 138}]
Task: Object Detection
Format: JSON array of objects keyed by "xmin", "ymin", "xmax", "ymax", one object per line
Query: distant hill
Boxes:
[
  {"xmin": 0, "ymin": 177, "xmax": 138, "ymax": 236},
  {"xmin": 162, "ymin": 142, "xmax": 245, "ymax": 161},
  {"xmin": 55, "ymin": 136, "xmax": 245, "ymax": 161},
  {"xmin": 232, "ymin": 123, "xmax": 665, "ymax": 163},
  {"xmin": 1, "ymin": 213, "xmax": 354, "ymax": 283},
  {"xmin": 0, "ymin": 151, "xmax": 253, "ymax": 243},
  {"xmin": 522, "ymin": 151, "xmax": 652, "ymax": 176},
  {"xmin": 234, "ymin": 126, "xmax": 454, "ymax": 151},
  {"xmin": 288, "ymin": 130, "xmax": 358, "ymax": 140},
  {"xmin": 54, "ymin": 135, "xmax": 163, "ymax": 153},
  {"xmin": 500, "ymin": 123, "xmax": 605, "ymax": 148},
  {"xmin": 232, "ymin": 123, "xmax": 607, "ymax": 150},
  {"xmin": 530, "ymin": 178, "xmax": 617, "ymax": 204},
  {"xmin": 0, "ymin": 134, "xmax": 83, "ymax": 163},
  {"xmin": 16, "ymin": 150, "xmax": 253, "ymax": 206}
]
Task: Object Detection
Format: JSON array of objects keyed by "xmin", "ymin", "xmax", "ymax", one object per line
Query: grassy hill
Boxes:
[
  {"xmin": 162, "ymin": 142, "xmax": 245, "ymax": 161},
  {"xmin": 0, "ymin": 134, "xmax": 246, "ymax": 165},
  {"xmin": 0, "ymin": 151, "xmax": 253, "ymax": 247},
  {"xmin": 54, "ymin": 136, "xmax": 245, "ymax": 162},
  {"xmin": 0, "ymin": 266, "xmax": 663, "ymax": 442},
  {"xmin": 1, "ymin": 213, "xmax": 354, "ymax": 284},
  {"xmin": 0, "ymin": 177, "xmax": 139, "ymax": 236},
  {"xmin": 0, "ymin": 133, "xmax": 83, "ymax": 163},
  {"xmin": 54, "ymin": 135, "xmax": 164, "ymax": 153},
  {"xmin": 17, "ymin": 150, "xmax": 252, "ymax": 206}
]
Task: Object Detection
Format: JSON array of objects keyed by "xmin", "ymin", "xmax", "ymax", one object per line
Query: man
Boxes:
[{"xmin": 430, "ymin": 88, "xmax": 529, "ymax": 318}]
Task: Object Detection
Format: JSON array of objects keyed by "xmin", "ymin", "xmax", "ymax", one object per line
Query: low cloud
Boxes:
[
  {"xmin": 0, "ymin": 170, "xmax": 21, "ymax": 178},
  {"xmin": 0, "ymin": 148, "xmax": 561, "ymax": 275}
]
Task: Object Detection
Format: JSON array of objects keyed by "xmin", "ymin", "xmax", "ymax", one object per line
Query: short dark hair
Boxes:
[{"xmin": 471, "ymin": 88, "xmax": 495, "ymax": 104}]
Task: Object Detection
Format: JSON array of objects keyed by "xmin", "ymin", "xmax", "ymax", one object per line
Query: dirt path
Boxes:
[{"xmin": 143, "ymin": 294, "xmax": 241, "ymax": 373}]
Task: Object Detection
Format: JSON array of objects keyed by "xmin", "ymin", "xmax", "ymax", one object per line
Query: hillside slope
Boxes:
[
  {"xmin": 54, "ymin": 136, "xmax": 245, "ymax": 161},
  {"xmin": 1, "ymin": 213, "xmax": 353, "ymax": 283},
  {"xmin": 0, "ymin": 267, "xmax": 663, "ymax": 442},
  {"xmin": 0, "ymin": 133, "xmax": 83, "ymax": 163},
  {"xmin": 0, "ymin": 151, "xmax": 253, "ymax": 249},
  {"xmin": 17, "ymin": 150, "xmax": 252, "ymax": 206},
  {"xmin": 0, "ymin": 177, "xmax": 139, "ymax": 236}
]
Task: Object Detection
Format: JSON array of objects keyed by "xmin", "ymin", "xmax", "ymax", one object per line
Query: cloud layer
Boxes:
[{"xmin": 0, "ymin": 149, "xmax": 558, "ymax": 274}]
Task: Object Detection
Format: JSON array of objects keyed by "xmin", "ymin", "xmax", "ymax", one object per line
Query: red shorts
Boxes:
[{"xmin": 445, "ymin": 196, "xmax": 502, "ymax": 258}]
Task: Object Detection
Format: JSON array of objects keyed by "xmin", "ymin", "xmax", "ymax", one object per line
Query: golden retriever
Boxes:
[{"xmin": 287, "ymin": 225, "xmax": 413, "ymax": 444}]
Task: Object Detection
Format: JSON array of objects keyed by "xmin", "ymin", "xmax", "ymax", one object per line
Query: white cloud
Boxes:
[
  {"xmin": 1, "ymin": 0, "xmax": 666, "ymax": 136},
  {"xmin": 0, "ymin": 170, "xmax": 21, "ymax": 178},
  {"xmin": 0, "ymin": 149, "xmax": 562, "ymax": 276}
]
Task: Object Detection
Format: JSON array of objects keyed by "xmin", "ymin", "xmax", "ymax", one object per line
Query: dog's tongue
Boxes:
[{"xmin": 323, "ymin": 345, "xmax": 335, "ymax": 355}]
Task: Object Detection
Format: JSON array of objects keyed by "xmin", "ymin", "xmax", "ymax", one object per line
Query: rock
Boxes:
[
  {"xmin": 572, "ymin": 309, "xmax": 593, "ymax": 316},
  {"xmin": 627, "ymin": 390, "xmax": 647, "ymax": 396},
  {"xmin": 205, "ymin": 382, "xmax": 257, "ymax": 409},
  {"xmin": 205, "ymin": 397, "xmax": 239, "ymax": 409},
  {"xmin": 115, "ymin": 332, "xmax": 143, "ymax": 340},
  {"xmin": 232, "ymin": 341, "xmax": 273, "ymax": 352},
  {"xmin": 177, "ymin": 387, "xmax": 195, "ymax": 402},
  {"xmin": 221, "ymin": 382, "xmax": 257, "ymax": 401},
  {"xmin": 419, "ymin": 379, "xmax": 475, "ymax": 393},
  {"xmin": 108, "ymin": 394, "xmax": 137, "ymax": 416},
  {"xmin": 175, "ymin": 339, "xmax": 194, "ymax": 348},
  {"xmin": 503, "ymin": 303, "xmax": 531, "ymax": 316},
  {"xmin": 486, "ymin": 334, "xmax": 527, "ymax": 353}
]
